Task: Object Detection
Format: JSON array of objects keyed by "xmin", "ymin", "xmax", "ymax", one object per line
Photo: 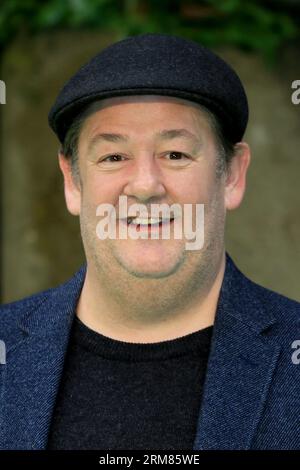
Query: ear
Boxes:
[
  {"xmin": 224, "ymin": 142, "xmax": 251, "ymax": 211},
  {"xmin": 58, "ymin": 151, "xmax": 81, "ymax": 216}
]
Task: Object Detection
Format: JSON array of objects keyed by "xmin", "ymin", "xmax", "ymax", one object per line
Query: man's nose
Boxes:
[{"xmin": 123, "ymin": 154, "xmax": 166, "ymax": 202}]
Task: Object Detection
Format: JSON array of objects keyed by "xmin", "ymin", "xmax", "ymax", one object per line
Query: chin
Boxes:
[{"xmin": 118, "ymin": 256, "xmax": 183, "ymax": 279}]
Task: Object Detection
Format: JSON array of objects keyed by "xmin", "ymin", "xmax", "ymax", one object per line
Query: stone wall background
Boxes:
[{"xmin": 1, "ymin": 31, "xmax": 299, "ymax": 303}]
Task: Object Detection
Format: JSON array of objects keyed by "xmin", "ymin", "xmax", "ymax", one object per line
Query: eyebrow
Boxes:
[{"xmin": 87, "ymin": 128, "xmax": 202, "ymax": 151}]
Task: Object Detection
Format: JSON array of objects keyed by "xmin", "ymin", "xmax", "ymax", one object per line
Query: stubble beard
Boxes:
[{"xmin": 79, "ymin": 188, "xmax": 225, "ymax": 324}]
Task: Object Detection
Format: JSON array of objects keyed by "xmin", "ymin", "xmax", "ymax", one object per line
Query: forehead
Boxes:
[
  {"xmin": 88, "ymin": 94, "xmax": 204, "ymax": 110},
  {"xmin": 80, "ymin": 94, "xmax": 213, "ymax": 137}
]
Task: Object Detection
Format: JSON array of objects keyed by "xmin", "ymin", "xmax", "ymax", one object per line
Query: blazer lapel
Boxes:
[
  {"xmin": 0, "ymin": 265, "xmax": 87, "ymax": 450},
  {"xmin": 193, "ymin": 253, "xmax": 281, "ymax": 450}
]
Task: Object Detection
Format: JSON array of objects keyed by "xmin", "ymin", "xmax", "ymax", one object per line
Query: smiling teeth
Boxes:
[{"xmin": 128, "ymin": 217, "xmax": 171, "ymax": 225}]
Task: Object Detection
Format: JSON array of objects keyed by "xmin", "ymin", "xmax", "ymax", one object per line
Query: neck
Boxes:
[{"xmin": 76, "ymin": 251, "xmax": 226, "ymax": 343}]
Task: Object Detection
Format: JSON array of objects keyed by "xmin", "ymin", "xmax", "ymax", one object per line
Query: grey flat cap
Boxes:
[{"xmin": 48, "ymin": 33, "xmax": 248, "ymax": 144}]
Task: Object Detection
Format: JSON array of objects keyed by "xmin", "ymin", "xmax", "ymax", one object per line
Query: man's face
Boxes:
[{"xmin": 60, "ymin": 95, "xmax": 249, "ymax": 313}]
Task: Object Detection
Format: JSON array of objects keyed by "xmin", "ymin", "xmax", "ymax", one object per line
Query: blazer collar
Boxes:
[
  {"xmin": 17, "ymin": 252, "xmax": 276, "ymax": 339},
  {"xmin": 18, "ymin": 263, "xmax": 87, "ymax": 339}
]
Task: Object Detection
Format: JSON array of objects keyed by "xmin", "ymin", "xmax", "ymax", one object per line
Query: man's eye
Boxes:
[
  {"xmin": 166, "ymin": 152, "xmax": 189, "ymax": 160},
  {"xmin": 100, "ymin": 154, "xmax": 124, "ymax": 162},
  {"xmin": 98, "ymin": 152, "xmax": 189, "ymax": 163}
]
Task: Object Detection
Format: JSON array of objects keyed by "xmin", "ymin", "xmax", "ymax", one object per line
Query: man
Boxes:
[{"xmin": 0, "ymin": 33, "xmax": 299, "ymax": 450}]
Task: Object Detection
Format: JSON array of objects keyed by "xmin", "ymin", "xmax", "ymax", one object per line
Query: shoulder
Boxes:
[
  {"xmin": 240, "ymin": 268, "xmax": 300, "ymax": 342},
  {"xmin": 249, "ymin": 276, "xmax": 300, "ymax": 322},
  {"xmin": 0, "ymin": 287, "xmax": 54, "ymax": 324},
  {"xmin": 0, "ymin": 265, "xmax": 86, "ymax": 337},
  {"xmin": 225, "ymin": 253, "xmax": 300, "ymax": 339}
]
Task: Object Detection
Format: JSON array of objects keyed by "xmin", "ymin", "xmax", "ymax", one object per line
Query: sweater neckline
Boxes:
[{"xmin": 70, "ymin": 315, "xmax": 214, "ymax": 362}]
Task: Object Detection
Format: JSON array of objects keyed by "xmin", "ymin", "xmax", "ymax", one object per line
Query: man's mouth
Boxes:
[{"xmin": 119, "ymin": 216, "xmax": 175, "ymax": 231}]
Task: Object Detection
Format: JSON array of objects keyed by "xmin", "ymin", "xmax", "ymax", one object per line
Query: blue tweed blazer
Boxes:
[{"xmin": 0, "ymin": 252, "xmax": 299, "ymax": 450}]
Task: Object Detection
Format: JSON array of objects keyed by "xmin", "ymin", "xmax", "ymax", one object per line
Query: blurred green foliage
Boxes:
[{"xmin": 0, "ymin": 0, "xmax": 298, "ymax": 60}]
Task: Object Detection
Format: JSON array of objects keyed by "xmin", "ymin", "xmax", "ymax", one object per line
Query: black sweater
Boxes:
[{"xmin": 47, "ymin": 315, "xmax": 213, "ymax": 450}]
